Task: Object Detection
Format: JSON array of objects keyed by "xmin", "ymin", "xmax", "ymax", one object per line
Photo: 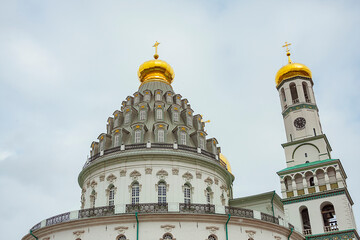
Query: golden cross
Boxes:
[
  {"xmin": 282, "ymin": 42, "xmax": 292, "ymax": 64},
  {"xmin": 153, "ymin": 41, "xmax": 160, "ymax": 59}
]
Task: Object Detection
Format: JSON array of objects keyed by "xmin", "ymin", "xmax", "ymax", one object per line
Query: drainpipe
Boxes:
[
  {"xmin": 271, "ymin": 190, "xmax": 276, "ymax": 217},
  {"xmin": 30, "ymin": 230, "xmax": 38, "ymax": 240},
  {"xmin": 135, "ymin": 212, "xmax": 139, "ymax": 240},
  {"xmin": 225, "ymin": 214, "xmax": 231, "ymax": 240},
  {"xmin": 288, "ymin": 227, "xmax": 293, "ymax": 240}
]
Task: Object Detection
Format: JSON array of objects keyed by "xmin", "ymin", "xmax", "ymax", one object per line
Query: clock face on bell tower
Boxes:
[{"xmin": 294, "ymin": 117, "xmax": 306, "ymax": 130}]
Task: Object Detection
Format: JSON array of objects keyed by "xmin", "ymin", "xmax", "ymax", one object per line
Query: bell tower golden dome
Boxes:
[
  {"xmin": 138, "ymin": 41, "xmax": 175, "ymax": 85},
  {"xmin": 275, "ymin": 42, "xmax": 312, "ymax": 87}
]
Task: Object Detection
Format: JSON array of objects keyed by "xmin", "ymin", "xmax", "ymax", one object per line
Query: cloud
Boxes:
[{"xmin": 0, "ymin": 151, "xmax": 15, "ymax": 162}]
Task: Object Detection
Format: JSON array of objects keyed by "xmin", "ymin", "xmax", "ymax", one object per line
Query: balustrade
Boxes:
[
  {"xmin": 126, "ymin": 203, "xmax": 168, "ymax": 213},
  {"xmin": 303, "ymin": 229, "xmax": 312, "ymax": 235},
  {"xmin": 225, "ymin": 206, "xmax": 254, "ymax": 218},
  {"xmin": 324, "ymin": 222, "xmax": 338, "ymax": 232},
  {"xmin": 78, "ymin": 206, "xmax": 115, "ymax": 218},
  {"xmin": 179, "ymin": 203, "xmax": 215, "ymax": 214},
  {"xmin": 260, "ymin": 212, "xmax": 279, "ymax": 224},
  {"xmin": 46, "ymin": 212, "xmax": 70, "ymax": 226}
]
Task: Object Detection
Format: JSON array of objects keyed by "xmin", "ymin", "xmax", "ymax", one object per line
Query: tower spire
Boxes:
[
  {"xmin": 282, "ymin": 42, "xmax": 292, "ymax": 64},
  {"xmin": 153, "ymin": 41, "xmax": 160, "ymax": 59}
]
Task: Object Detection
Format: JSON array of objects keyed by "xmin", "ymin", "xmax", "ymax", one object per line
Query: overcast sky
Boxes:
[{"xmin": 0, "ymin": 1, "xmax": 359, "ymax": 239}]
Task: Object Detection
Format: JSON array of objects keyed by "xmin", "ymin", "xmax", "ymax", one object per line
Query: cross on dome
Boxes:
[{"xmin": 282, "ymin": 41, "xmax": 292, "ymax": 64}]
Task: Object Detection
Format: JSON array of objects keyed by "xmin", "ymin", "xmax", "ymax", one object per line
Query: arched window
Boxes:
[
  {"xmin": 134, "ymin": 130, "xmax": 141, "ymax": 143},
  {"xmin": 132, "ymin": 182, "xmax": 140, "ymax": 204},
  {"xmin": 117, "ymin": 235, "xmax": 127, "ymax": 240},
  {"xmin": 316, "ymin": 169, "xmax": 326, "ymax": 187},
  {"xmin": 139, "ymin": 110, "xmax": 146, "ymax": 120},
  {"xmin": 321, "ymin": 203, "xmax": 338, "ymax": 231},
  {"xmin": 144, "ymin": 93, "xmax": 150, "ymax": 102},
  {"xmin": 155, "ymin": 93, "xmax": 161, "ymax": 101},
  {"xmin": 124, "ymin": 112, "xmax": 131, "ymax": 124},
  {"xmin": 187, "ymin": 115, "xmax": 192, "ymax": 126},
  {"xmin": 158, "ymin": 182, "xmax": 167, "ymax": 204},
  {"xmin": 108, "ymin": 185, "xmax": 115, "ymax": 206},
  {"xmin": 206, "ymin": 187, "xmax": 212, "ymax": 204},
  {"xmin": 156, "ymin": 108, "xmax": 163, "ymax": 120},
  {"xmin": 290, "ymin": 83, "xmax": 299, "ymax": 103},
  {"xmin": 157, "ymin": 129, "xmax": 165, "ymax": 142},
  {"xmin": 134, "ymin": 96, "xmax": 140, "ymax": 104},
  {"xmin": 184, "ymin": 183, "xmax": 191, "ymax": 204},
  {"xmin": 166, "ymin": 93, "xmax": 172, "ymax": 103},
  {"xmin": 327, "ymin": 167, "xmax": 337, "ymax": 183},
  {"xmin": 114, "ymin": 134, "xmax": 120, "ymax": 147},
  {"xmin": 284, "ymin": 176, "xmax": 293, "ymax": 191},
  {"xmin": 90, "ymin": 190, "xmax": 96, "ymax": 208},
  {"xmin": 208, "ymin": 235, "xmax": 217, "ymax": 240},
  {"xmin": 180, "ymin": 131, "xmax": 186, "ymax": 145},
  {"xmin": 162, "ymin": 233, "xmax": 173, "ymax": 240},
  {"xmin": 281, "ymin": 88, "xmax": 286, "ymax": 103},
  {"xmin": 302, "ymin": 82, "xmax": 311, "ymax": 103},
  {"xmin": 300, "ymin": 207, "xmax": 312, "ymax": 235},
  {"xmin": 305, "ymin": 172, "xmax": 315, "ymax": 187},
  {"xmin": 173, "ymin": 111, "xmax": 179, "ymax": 122}
]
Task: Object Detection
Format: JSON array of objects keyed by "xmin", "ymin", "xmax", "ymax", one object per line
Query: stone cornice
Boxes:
[
  {"xmin": 276, "ymin": 76, "xmax": 313, "ymax": 90},
  {"xmin": 281, "ymin": 134, "xmax": 332, "ymax": 151}
]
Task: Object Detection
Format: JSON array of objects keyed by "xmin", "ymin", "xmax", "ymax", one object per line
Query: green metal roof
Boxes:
[{"xmin": 278, "ymin": 159, "xmax": 337, "ymax": 173}]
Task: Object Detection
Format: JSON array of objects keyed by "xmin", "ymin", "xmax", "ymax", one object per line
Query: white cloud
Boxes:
[{"xmin": 0, "ymin": 151, "xmax": 14, "ymax": 162}]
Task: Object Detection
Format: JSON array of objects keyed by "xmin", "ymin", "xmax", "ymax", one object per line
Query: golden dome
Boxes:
[
  {"xmin": 219, "ymin": 153, "xmax": 232, "ymax": 174},
  {"xmin": 137, "ymin": 59, "xmax": 175, "ymax": 85},
  {"xmin": 275, "ymin": 62, "xmax": 312, "ymax": 86}
]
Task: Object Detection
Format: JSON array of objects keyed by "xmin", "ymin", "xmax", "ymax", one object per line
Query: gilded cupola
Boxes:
[
  {"xmin": 275, "ymin": 42, "xmax": 312, "ymax": 87},
  {"xmin": 138, "ymin": 41, "xmax": 175, "ymax": 85}
]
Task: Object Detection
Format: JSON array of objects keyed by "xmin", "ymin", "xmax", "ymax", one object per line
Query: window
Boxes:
[
  {"xmin": 117, "ymin": 235, "xmax": 127, "ymax": 240},
  {"xmin": 187, "ymin": 116, "xmax": 192, "ymax": 126},
  {"xmin": 135, "ymin": 130, "xmax": 141, "ymax": 143},
  {"xmin": 158, "ymin": 129, "xmax": 165, "ymax": 142},
  {"xmin": 124, "ymin": 113, "xmax": 131, "ymax": 124},
  {"xmin": 322, "ymin": 204, "xmax": 337, "ymax": 231},
  {"xmin": 139, "ymin": 110, "xmax": 146, "ymax": 120},
  {"xmin": 166, "ymin": 94, "xmax": 172, "ymax": 103},
  {"xmin": 300, "ymin": 207, "xmax": 312, "ymax": 234},
  {"xmin": 295, "ymin": 174, "xmax": 304, "ymax": 190},
  {"xmin": 156, "ymin": 109, "xmax": 163, "ymax": 120},
  {"xmin": 290, "ymin": 134, "xmax": 293, "ymax": 141},
  {"xmin": 290, "ymin": 83, "xmax": 299, "ymax": 103},
  {"xmin": 305, "ymin": 172, "xmax": 315, "ymax": 187},
  {"xmin": 302, "ymin": 82, "xmax": 311, "ymax": 103},
  {"xmin": 108, "ymin": 186, "xmax": 114, "ymax": 206},
  {"xmin": 327, "ymin": 168, "xmax": 337, "ymax": 184},
  {"xmin": 281, "ymin": 88, "xmax": 286, "ymax": 102},
  {"xmin": 155, "ymin": 93, "xmax": 161, "ymax": 101},
  {"xmin": 162, "ymin": 233, "xmax": 173, "ymax": 240},
  {"xmin": 144, "ymin": 94, "xmax": 150, "ymax": 101},
  {"xmin": 180, "ymin": 131, "xmax": 186, "ymax": 145},
  {"xmin": 313, "ymin": 128, "xmax": 316, "ymax": 136},
  {"xmin": 114, "ymin": 134, "xmax": 120, "ymax": 147},
  {"xmin": 316, "ymin": 170, "xmax": 326, "ymax": 186},
  {"xmin": 199, "ymin": 137, "xmax": 205, "ymax": 149},
  {"xmin": 184, "ymin": 183, "xmax": 191, "ymax": 204},
  {"xmin": 173, "ymin": 111, "xmax": 179, "ymax": 122},
  {"xmin": 284, "ymin": 176, "xmax": 293, "ymax": 191},
  {"xmin": 132, "ymin": 182, "xmax": 140, "ymax": 204},
  {"xmin": 158, "ymin": 182, "xmax": 167, "ymax": 204},
  {"xmin": 90, "ymin": 190, "xmax": 96, "ymax": 208},
  {"xmin": 208, "ymin": 235, "xmax": 217, "ymax": 240},
  {"xmin": 206, "ymin": 187, "xmax": 212, "ymax": 204}
]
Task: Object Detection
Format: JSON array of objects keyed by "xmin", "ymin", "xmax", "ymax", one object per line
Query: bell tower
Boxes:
[{"xmin": 276, "ymin": 43, "xmax": 358, "ymax": 239}]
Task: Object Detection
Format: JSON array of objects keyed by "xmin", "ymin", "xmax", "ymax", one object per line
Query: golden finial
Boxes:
[
  {"xmin": 153, "ymin": 41, "xmax": 160, "ymax": 59},
  {"xmin": 200, "ymin": 115, "xmax": 210, "ymax": 124},
  {"xmin": 282, "ymin": 42, "xmax": 292, "ymax": 64}
]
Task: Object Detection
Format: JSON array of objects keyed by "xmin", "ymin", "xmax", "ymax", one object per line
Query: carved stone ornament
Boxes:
[
  {"xmin": 82, "ymin": 187, "xmax": 86, "ymax": 194},
  {"xmin": 196, "ymin": 172, "xmax": 202, "ymax": 179},
  {"xmin": 172, "ymin": 168, "xmax": 179, "ymax": 175},
  {"xmin": 145, "ymin": 168, "xmax": 153, "ymax": 174},
  {"xmin": 42, "ymin": 237, "xmax": 50, "ymax": 240},
  {"xmin": 120, "ymin": 169, "xmax": 127, "ymax": 177},
  {"xmin": 107, "ymin": 174, "xmax": 117, "ymax": 183},
  {"xmin": 214, "ymin": 178, "xmax": 219, "ymax": 185},
  {"xmin": 274, "ymin": 236, "xmax": 282, "ymax": 240},
  {"xmin": 130, "ymin": 170, "xmax": 141, "ymax": 180},
  {"xmin": 99, "ymin": 174, "xmax": 105, "ymax": 182},
  {"xmin": 156, "ymin": 169, "xmax": 169, "ymax": 179},
  {"xmin": 160, "ymin": 233, "xmax": 176, "ymax": 240},
  {"xmin": 245, "ymin": 230, "xmax": 256, "ymax": 239},
  {"xmin": 90, "ymin": 180, "xmax": 97, "ymax": 188},
  {"xmin": 220, "ymin": 184, "xmax": 227, "ymax": 192},
  {"xmin": 161, "ymin": 224, "xmax": 175, "ymax": 232},
  {"xmin": 86, "ymin": 180, "xmax": 90, "ymax": 188},
  {"xmin": 204, "ymin": 177, "xmax": 213, "ymax": 185},
  {"xmin": 206, "ymin": 226, "xmax": 219, "ymax": 234},
  {"xmin": 73, "ymin": 230, "xmax": 85, "ymax": 238},
  {"xmin": 182, "ymin": 171, "xmax": 193, "ymax": 181},
  {"xmin": 114, "ymin": 226, "xmax": 129, "ymax": 234}
]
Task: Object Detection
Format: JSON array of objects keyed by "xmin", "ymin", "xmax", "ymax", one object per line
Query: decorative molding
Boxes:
[
  {"xmin": 196, "ymin": 172, "xmax": 202, "ymax": 179},
  {"xmin": 156, "ymin": 169, "xmax": 169, "ymax": 179},
  {"xmin": 130, "ymin": 170, "xmax": 141, "ymax": 179},
  {"xmin": 86, "ymin": 180, "xmax": 90, "ymax": 188},
  {"xmin": 42, "ymin": 237, "xmax": 50, "ymax": 240},
  {"xmin": 114, "ymin": 226, "xmax": 128, "ymax": 234},
  {"xmin": 120, "ymin": 169, "xmax": 127, "ymax": 177},
  {"xmin": 172, "ymin": 168, "xmax": 179, "ymax": 175},
  {"xmin": 106, "ymin": 174, "xmax": 117, "ymax": 183},
  {"xmin": 145, "ymin": 168, "xmax": 152, "ymax": 174},
  {"xmin": 99, "ymin": 174, "xmax": 105, "ymax": 182},
  {"xmin": 274, "ymin": 236, "xmax": 282, "ymax": 240},
  {"xmin": 282, "ymin": 189, "xmax": 346, "ymax": 205},
  {"xmin": 182, "ymin": 171, "xmax": 193, "ymax": 181},
  {"xmin": 73, "ymin": 230, "xmax": 85, "ymax": 238},
  {"xmin": 214, "ymin": 178, "xmax": 219, "ymax": 185},
  {"xmin": 161, "ymin": 224, "xmax": 175, "ymax": 232},
  {"xmin": 220, "ymin": 184, "xmax": 227, "ymax": 192},
  {"xmin": 204, "ymin": 177, "xmax": 213, "ymax": 185},
  {"xmin": 245, "ymin": 230, "xmax": 256, "ymax": 239},
  {"xmin": 90, "ymin": 180, "xmax": 97, "ymax": 188},
  {"xmin": 206, "ymin": 226, "xmax": 219, "ymax": 234},
  {"xmin": 282, "ymin": 103, "xmax": 317, "ymax": 117}
]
